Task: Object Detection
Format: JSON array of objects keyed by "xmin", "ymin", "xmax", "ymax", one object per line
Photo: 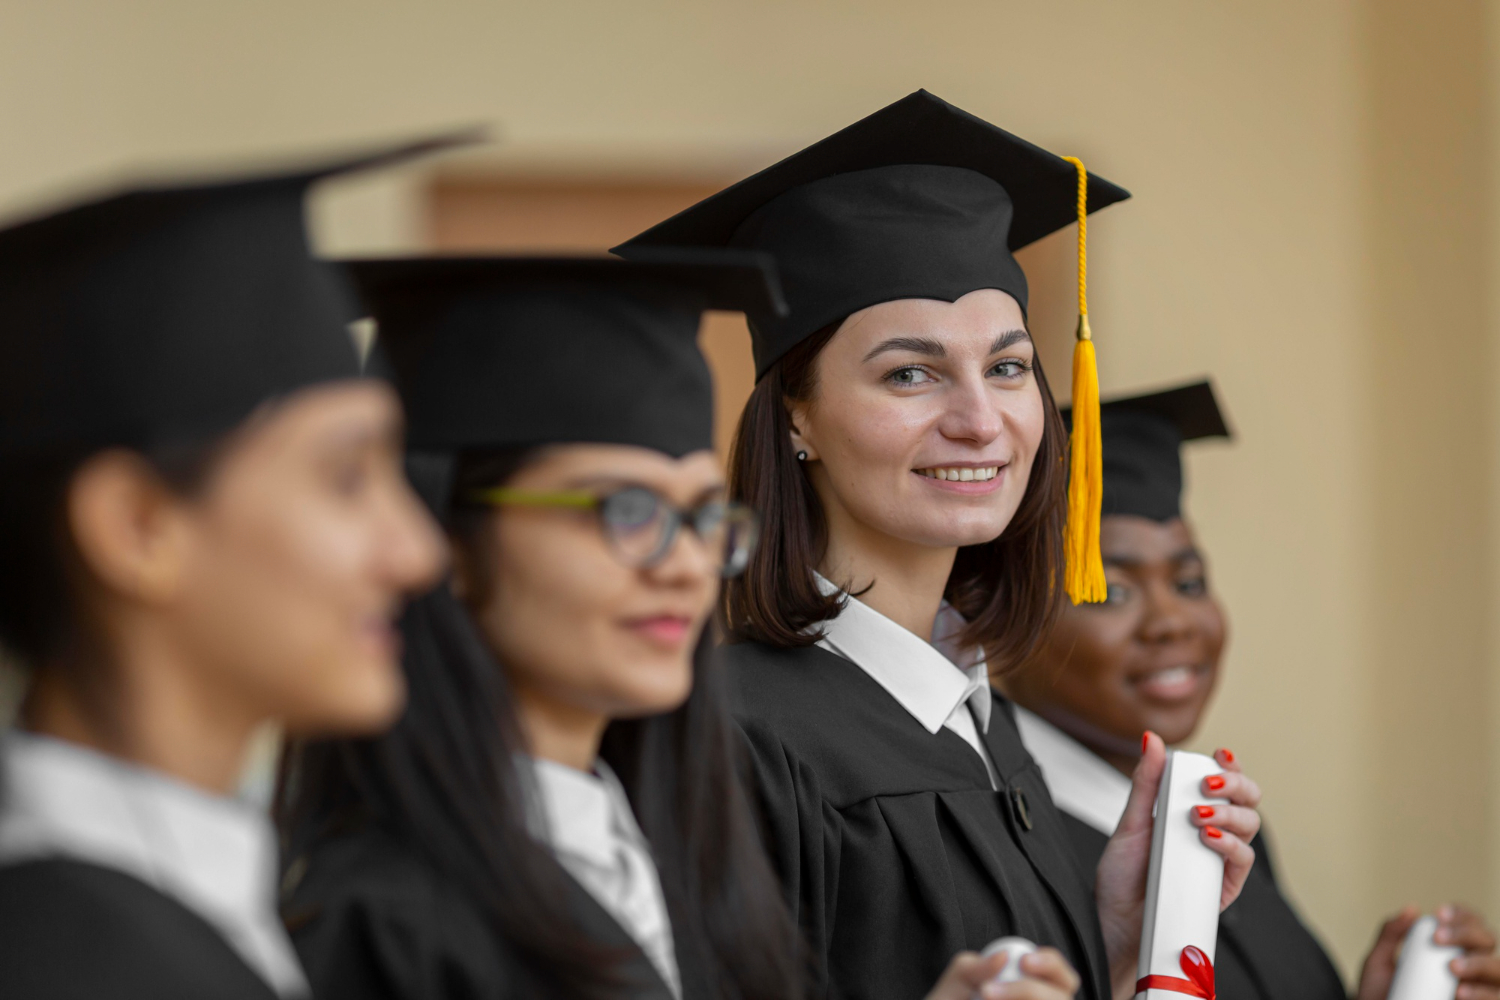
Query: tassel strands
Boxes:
[{"xmin": 1061, "ymin": 156, "xmax": 1106, "ymax": 604}]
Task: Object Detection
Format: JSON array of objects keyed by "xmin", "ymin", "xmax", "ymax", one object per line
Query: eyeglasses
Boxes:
[{"xmin": 465, "ymin": 484, "xmax": 759, "ymax": 577}]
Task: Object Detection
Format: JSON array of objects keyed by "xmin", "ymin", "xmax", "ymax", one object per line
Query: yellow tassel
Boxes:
[{"xmin": 1062, "ymin": 157, "xmax": 1106, "ymax": 604}]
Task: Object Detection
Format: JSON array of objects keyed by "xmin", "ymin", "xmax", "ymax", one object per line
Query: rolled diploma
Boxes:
[
  {"xmin": 1138, "ymin": 750, "xmax": 1227, "ymax": 999},
  {"xmin": 1387, "ymin": 915, "xmax": 1460, "ymax": 1000}
]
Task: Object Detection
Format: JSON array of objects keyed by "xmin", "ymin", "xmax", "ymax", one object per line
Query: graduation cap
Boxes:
[
  {"xmin": 0, "ymin": 131, "xmax": 480, "ymax": 457},
  {"xmin": 1063, "ymin": 380, "xmax": 1232, "ymax": 522},
  {"xmin": 350, "ymin": 249, "xmax": 786, "ymax": 459},
  {"xmin": 614, "ymin": 88, "xmax": 1130, "ymax": 603}
]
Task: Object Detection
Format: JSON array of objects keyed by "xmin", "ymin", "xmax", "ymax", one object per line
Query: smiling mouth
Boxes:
[{"xmin": 914, "ymin": 466, "xmax": 1000, "ymax": 482}]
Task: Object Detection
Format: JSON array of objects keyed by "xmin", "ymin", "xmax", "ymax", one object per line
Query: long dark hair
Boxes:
[
  {"xmin": 721, "ymin": 317, "xmax": 1070, "ymax": 675},
  {"xmin": 278, "ymin": 448, "xmax": 802, "ymax": 1000}
]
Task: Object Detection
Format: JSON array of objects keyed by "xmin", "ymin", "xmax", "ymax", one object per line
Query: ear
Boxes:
[
  {"xmin": 784, "ymin": 397, "xmax": 819, "ymax": 463},
  {"xmin": 67, "ymin": 451, "xmax": 194, "ymax": 606}
]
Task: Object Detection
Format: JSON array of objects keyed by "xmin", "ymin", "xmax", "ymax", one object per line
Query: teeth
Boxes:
[
  {"xmin": 918, "ymin": 466, "xmax": 999, "ymax": 482},
  {"xmin": 1145, "ymin": 666, "xmax": 1194, "ymax": 685}
]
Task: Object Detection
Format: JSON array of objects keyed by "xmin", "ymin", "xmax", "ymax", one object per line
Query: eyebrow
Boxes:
[
  {"xmin": 990, "ymin": 328, "xmax": 1031, "ymax": 353},
  {"xmin": 1102, "ymin": 547, "xmax": 1203, "ymax": 569},
  {"xmin": 564, "ymin": 475, "xmax": 726, "ymax": 503},
  {"xmin": 862, "ymin": 336, "xmax": 946, "ymax": 363}
]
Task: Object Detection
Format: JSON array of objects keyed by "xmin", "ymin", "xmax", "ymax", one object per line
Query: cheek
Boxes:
[
  {"xmin": 812, "ymin": 384, "xmax": 934, "ymax": 469},
  {"xmin": 1005, "ymin": 385, "xmax": 1048, "ymax": 473},
  {"xmin": 1050, "ymin": 611, "xmax": 1138, "ymax": 692}
]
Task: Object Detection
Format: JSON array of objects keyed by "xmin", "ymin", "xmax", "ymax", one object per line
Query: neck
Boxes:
[
  {"xmin": 1009, "ymin": 693, "xmax": 1143, "ymax": 777},
  {"xmin": 513, "ymin": 681, "xmax": 609, "ymax": 772},
  {"xmin": 21, "ymin": 625, "xmax": 261, "ymax": 795},
  {"xmin": 817, "ymin": 491, "xmax": 956, "ymax": 642}
]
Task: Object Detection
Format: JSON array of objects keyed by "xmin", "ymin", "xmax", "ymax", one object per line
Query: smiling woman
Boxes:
[{"xmin": 615, "ymin": 90, "xmax": 1264, "ymax": 1000}]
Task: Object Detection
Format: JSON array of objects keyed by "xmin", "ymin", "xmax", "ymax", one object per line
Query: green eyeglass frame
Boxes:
[{"xmin": 466, "ymin": 484, "xmax": 759, "ymax": 577}]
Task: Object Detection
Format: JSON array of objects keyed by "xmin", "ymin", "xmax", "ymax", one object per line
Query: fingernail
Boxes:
[
  {"xmin": 1219, "ymin": 748, "xmax": 1235, "ymax": 763},
  {"xmin": 1206, "ymin": 775, "xmax": 1226, "ymax": 792},
  {"xmin": 1204, "ymin": 826, "xmax": 1224, "ymax": 839},
  {"xmin": 1142, "ymin": 731, "xmax": 1154, "ymax": 753},
  {"xmin": 1195, "ymin": 805, "xmax": 1216, "ymax": 820}
]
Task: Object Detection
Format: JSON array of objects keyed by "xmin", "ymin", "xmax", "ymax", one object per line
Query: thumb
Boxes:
[{"xmin": 1116, "ymin": 731, "xmax": 1167, "ymax": 836}]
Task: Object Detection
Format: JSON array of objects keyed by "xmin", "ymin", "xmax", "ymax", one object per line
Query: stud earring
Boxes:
[{"xmin": 796, "ymin": 450, "xmax": 808, "ymax": 462}]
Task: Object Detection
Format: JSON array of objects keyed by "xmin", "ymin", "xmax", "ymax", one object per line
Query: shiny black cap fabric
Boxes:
[
  {"xmin": 0, "ymin": 132, "xmax": 479, "ymax": 456},
  {"xmin": 1063, "ymin": 380, "xmax": 1230, "ymax": 521},
  {"xmin": 351, "ymin": 249, "xmax": 785, "ymax": 457},
  {"xmin": 614, "ymin": 90, "xmax": 1129, "ymax": 378}
]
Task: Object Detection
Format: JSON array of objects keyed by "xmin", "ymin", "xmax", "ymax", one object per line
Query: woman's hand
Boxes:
[
  {"xmin": 922, "ymin": 947, "xmax": 1080, "ymax": 1000},
  {"xmin": 1094, "ymin": 734, "xmax": 1262, "ymax": 1000},
  {"xmin": 1356, "ymin": 905, "xmax": 1500, "ymax": 1000}
]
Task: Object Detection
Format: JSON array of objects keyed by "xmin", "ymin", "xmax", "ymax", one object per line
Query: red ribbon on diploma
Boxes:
[{"xmin": 1135, "ymin": 945, "xmax": 1215, "ymax": 999}]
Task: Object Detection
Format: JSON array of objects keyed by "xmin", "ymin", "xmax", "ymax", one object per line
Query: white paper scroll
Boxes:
[
  {"xmin": 1137, "ymin": 750, "xmax": 1227, "ymax": 1000},
  {"xmin": 1388, "ymin": 915, "xmax": 1461, "ymax": 1000}
]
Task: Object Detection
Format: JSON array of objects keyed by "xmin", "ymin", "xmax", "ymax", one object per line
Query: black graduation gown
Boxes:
[
  {"xmin": 725, "ymin": 642, "xmax": 1112, "ymax": 1000},
  {"xmin": 0, "ymin": 857, "xmax": 280, "ymax": 1000},
  {"xmin": 286, "ymin": 824, "xmax": 694, "ymax": 1000},
  {"xmin": 1059, "ymin": 814, "xmax": 1347, "ymax": 1000}
]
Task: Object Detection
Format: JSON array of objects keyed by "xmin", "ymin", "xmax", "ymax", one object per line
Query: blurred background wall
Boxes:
[{"xmin": 0, "ymin": 0, "xmax": 1495, "ymax": 978}]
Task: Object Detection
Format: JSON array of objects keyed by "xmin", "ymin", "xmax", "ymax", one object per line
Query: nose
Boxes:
[
  {"xmin": 645, "ymin": 519, "xmax": 720, "ymax": 590},
  {"xmin": 936, "ymin": 371, "xmax": 1004, "ymax": 446},
  {"xmin": 1138, "ymin": 583, "xmax": 1197, "ymax": 646},
  {"xmin": 380, "ymin": 478, "xmax": 449, "ymax": 593}
]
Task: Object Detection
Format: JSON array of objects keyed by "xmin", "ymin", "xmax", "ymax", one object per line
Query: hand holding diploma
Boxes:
[
  {"xmin": 921, "ymin": 945, "xmax": 1080, "ymax": 1000},
  {"xmin": 1355, "ymin": 905, "xmax": 1500, "ymax": 1000},
  {"xmin": 1093, "ymin": 733, "xmax": 1262, "ymax": 1000}
]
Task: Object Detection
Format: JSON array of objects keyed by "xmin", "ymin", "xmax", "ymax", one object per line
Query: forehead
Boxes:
[
  {"xmin": 834, "ymin": 288, "xmax": 1027, "ymax": 351},
  {"xmin": 1100, "ymin": 514, "xmax": 1199, "ymax": 561},
  {"xmin": 516, "ymin": 443, "xmax": 723, "ymax": 490}
]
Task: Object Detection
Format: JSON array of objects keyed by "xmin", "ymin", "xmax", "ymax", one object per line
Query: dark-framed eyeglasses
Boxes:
[{"xmin": 465, "ymin": 484, "xmax": 759, "ymax": 577}]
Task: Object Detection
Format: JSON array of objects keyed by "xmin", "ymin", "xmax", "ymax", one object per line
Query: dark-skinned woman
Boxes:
[
  {"xmin": 615, "ymin": 90, "xmax": 1263, "ymax": 1000},
  {"xmin": 277, "ymin": 252, "xmax": 1024, "ymax": 1000},
  {"xmin": 0, "ymin": 142, "xmax": 453, "ymax": 998},
  {"xmin": 1004, "ymin": 380, "xmax": 1500, "ymax": 1000}
]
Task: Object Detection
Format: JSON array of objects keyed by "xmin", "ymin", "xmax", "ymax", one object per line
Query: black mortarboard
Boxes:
[
  {"xmin": 0, "ymin": 132, "xmax": 478, "ymax": 457},
  {"xmin": 351, "ymin": 249, "xmax": 785, "ymax": 459},
  {"xmin": 613, "ymin": 89, "xmax": 1130, "ymax": 378},
  {"xmin": 1063, "ymin": 381, "xmax": 1231, "ymax": 522}
]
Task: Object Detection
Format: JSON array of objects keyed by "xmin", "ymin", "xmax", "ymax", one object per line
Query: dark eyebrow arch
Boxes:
[
  {"xmin": 989, "ymin": 329, "xmax": 1031, "ymax": 353},
  {"xmin": 862, "ymin": 336, "xmax": 946, "ymax": 363},
  {"xmin": 1102, "ymin": 547, "xmax": 1203, "ymax": 569}
]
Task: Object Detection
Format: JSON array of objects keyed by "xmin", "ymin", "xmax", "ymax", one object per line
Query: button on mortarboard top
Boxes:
[
  {"xmin": 350, "ymin": 248, "xmax": 785, "ymax": 460},
  {"xmin": 1061, "ymin": 380, "xmax": 1233, "ymax": 523},
  {"xmin": 0, "ymin": 128, "xmax": 484, "ymax": 458},
  {"xmin": 612, "ymin": 88, "xmax": 1130, "ymax": 380}
]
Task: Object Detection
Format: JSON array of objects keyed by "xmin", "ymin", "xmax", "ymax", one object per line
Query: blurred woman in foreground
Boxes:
[{"xmin": 0, "ymin": 144, "xmax": 449, "ymax": 998}]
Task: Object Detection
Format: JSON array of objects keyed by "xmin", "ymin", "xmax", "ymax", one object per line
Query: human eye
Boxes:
[
  {"xmin": 988, "ymin": 358, "xmax": 1033, "ymax": 380},
  {"xmin": 883, "ymin": 365, "xmax": 937, "ymax": 387},
  {"xmin": 1176, "ymin": 573, "xmax": 1208, "ymax": 598},
  {"xmin": 1103, "ymin": 582, "xmax": 1132, "ymax": 605}
]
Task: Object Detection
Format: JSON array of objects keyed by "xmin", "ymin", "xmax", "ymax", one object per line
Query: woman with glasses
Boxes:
[
  {"xmin": 281, "ymin": 253, "xmax": 1031, "ymax": 1000},
  {"xmin": 0, "ymin": 145, "xmax": 449, "ymax": 998}
]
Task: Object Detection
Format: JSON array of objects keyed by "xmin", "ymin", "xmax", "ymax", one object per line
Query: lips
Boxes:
[
  {"xmin": 1131, "ymin": 664, "xmax": 1208, "ymax": 702},
  {"xmin": 915, "ymin": 466, "xmax": 1000, "ymax": 482},
  {"xmin": 623, "ymin": 615, "xmax": 694, "ymax": 649}
]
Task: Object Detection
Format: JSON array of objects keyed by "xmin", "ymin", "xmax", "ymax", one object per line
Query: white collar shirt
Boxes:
[
  {"xmin": 814, "ymin": 575, "xmax": 999, "ymax": 789},
  {"xmin": 0, "ymin": 729, "xmax": 309, "ymax": 997},
  {"xmin": 528, "ymin": 757, "xmax": 681, "ymax": 999},
  {"xmin": 1012, "ymin": 706, "xmax": 1132, "ymax": 835}
]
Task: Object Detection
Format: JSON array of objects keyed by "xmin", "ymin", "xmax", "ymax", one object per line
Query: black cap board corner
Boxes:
[
  {"xmin": 1063, "ymin": 379, "xmax": 1232, "ymax": 522},
  {"xmin": 613, "ymin": 89, "xmax": 1130, "ymax": 378},
  {"xmin": 350, "ymin": 250, "xmax": 782, "ymax": 460},
  {"xmin": 0, "ymin": 128, "xmax": 487, "ymax": 459}
]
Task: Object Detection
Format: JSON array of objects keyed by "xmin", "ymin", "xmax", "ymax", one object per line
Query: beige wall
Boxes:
[{"xmin": 2, "ymin": 0, "xmax": 1497, "ymax": 978}]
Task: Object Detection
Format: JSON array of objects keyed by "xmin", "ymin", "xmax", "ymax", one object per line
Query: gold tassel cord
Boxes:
[{"xmin": 1061, "ymin": 156, "xmax": 1106, "ymax": 604}]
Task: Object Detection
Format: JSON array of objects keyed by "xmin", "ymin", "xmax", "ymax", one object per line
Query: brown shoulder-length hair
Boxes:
[{"xmin": 721, "ymin": 317, "xmax": 1070, "ymax": 676}]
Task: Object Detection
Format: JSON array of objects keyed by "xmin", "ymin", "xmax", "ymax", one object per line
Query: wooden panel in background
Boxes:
[{"xmin": 427, "ymin": 176, "xmax": 754, "ymax": 459}]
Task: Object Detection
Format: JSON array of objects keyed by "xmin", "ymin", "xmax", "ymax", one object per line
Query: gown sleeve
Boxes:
[
  {"xmin": 287, "ymin": 833, "xmax": 523, "ymax": 1000},
  {"xmin": 735, "ymin": 715, "xmax": 846, "ymax": 997}
]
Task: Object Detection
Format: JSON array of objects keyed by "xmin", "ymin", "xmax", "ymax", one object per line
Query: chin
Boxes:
[
  {"xmin": 609, "ymin": 657, "xmax": 695, "ymax": 719},
  {"xmin": 286, "ymin": 659, "xmax": 408, "ymax": 736}
]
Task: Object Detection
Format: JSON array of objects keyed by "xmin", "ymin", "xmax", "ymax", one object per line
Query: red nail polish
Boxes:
[
  {"xmin": 1204, "ymin": 826, "xmax": 1224, "ymax": 839},
  {"xmin": 1195, "ymin": 805, "xmax": 1215, "ymax": 820},
  {"xmin": 1206, "ymin": 775, "xmax": 1226, "ymax": 792},
  {"xmin": 1142, "ymin": 731, "xmax": 1153, "ymax": 753},
  {"xmin": 1219, "ymin": 748, "xmax": 1235, "ymax": 763}
]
